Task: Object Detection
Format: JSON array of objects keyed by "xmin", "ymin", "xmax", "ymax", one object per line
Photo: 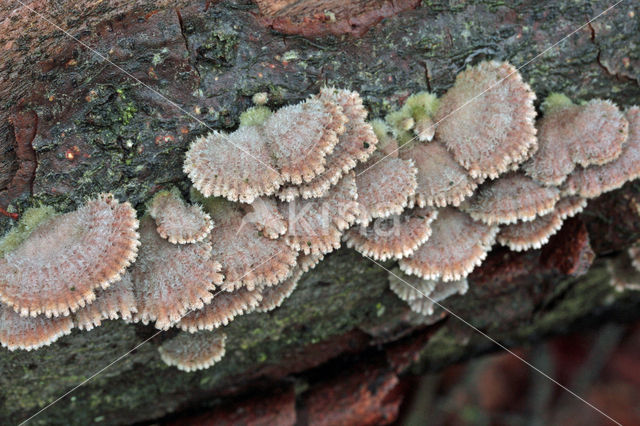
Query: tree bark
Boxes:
[{"xmin": 1, "ymin": 0, "xmax": 639, "ymax": 424}]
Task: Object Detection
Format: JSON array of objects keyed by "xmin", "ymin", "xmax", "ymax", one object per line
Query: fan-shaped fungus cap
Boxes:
[
  {"xmin": 607, "ymin": 252, "xmax": 640, "ymax": 292},
  {"xmin": 407, "ymin": 279, "xmax": 468, "ymax": 316},
  {"xmin": 184, "ymin": 127, "xmax": 283, "ymax": 204},
  {"xmin": 563, "ymin": 107, "xmax": 640, "ymax": 198},
  {"xmin": 264, "ymin": 95, "xmax": 347, "ymax": 185},
  {"xmin": 345, "ymin": 207, "xmax": 437, "ymax": 261},
  {"xmin": 354, "ymin": 155, "xmax": 418, "ymax": 225},
  {"xmin": 178, "ymin": 287, "xmax": 262, "ymax": 332},
  {"xmin": 159, "ymin": 331, "xmax": 227, "ymax": 372},
  {"xmin": 204, "ymin": 198, "xmax": 297, "ymax": 291},
  {"xmin": 282, "ymin": 172, "xmax": 360, "ymax": 255},
  {"xmin": 399, "ymin": 207, "xmax": 498, "ymax": 281},
  {"xmin": 461, "ymin": 172, "xmax": 560, "ymax": 225},
  {"xmin": 73, "ymin": 273, "xmax": 137, "ymax": 331},
  {"xmin": 148, "ymin": 188, "xmax": 213, "ymax": 244},
  {"xmin": 497, "ymin": 196, "xmax": 586, "ymax": 251},
  {"xmin": 0, "ymin": 303, "xmax": 73, "ymax": 351},
  {"xmin": 388, "ymin": 267, "xmax": 437, "ymax": 302},
  {"xmin": 256, "ymin": 268, "xmax": 303, "ymax": 313},
  {"xmin": 131, "ymin": 217, "xmax": 223, "ymax": 330},
  {"xmin": 0, "ymin": 194, "xmax": 140, "ymax": 318},
  {"xmin": 524, "ymin": 95, "xmax": 629, "ymax": 186},
  {"xmin": 277, "ymin": 88, "xmax": 378, "ymax": 201},
  {"xmin": 400, "ymin": 141, "xmax": 477, "ymax": 208},
  {"xmin": 244, "ymin": 197, "xmax": 287, "ymax": 239},
  {"xmin": 435, "ymin": 61, "xmax": 537, "ymax": 180}
]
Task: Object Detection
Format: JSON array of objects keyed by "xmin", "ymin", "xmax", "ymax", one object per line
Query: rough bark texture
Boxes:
[{"xmin": 1, "ymin": 0, "xmax": 639, "ymax": 424}]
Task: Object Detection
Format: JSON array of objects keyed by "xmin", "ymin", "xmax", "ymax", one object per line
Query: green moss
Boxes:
[
  {"xmin": 542, "ymin": 92, "xmax": 574, "ymax": 113},
  {"xmin": 239, "ymin": 106, "xmax": 272, "ymax": 127},
  {"xmin": 385, "ymin": 91, "xmax": 439, "ymax": 144},
  {"xmin": 0, "ymin": 206, "xmax": 58, "ymax": 256}
]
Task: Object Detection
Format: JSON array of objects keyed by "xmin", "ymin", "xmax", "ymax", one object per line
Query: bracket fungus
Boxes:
[
  {"xmin": 496, "ymin": 196, "xmax": 586, "ymax": 251},
  {"xmin": 0, "ymin": 303, "xmax": 73, "ymax": 351},
  {"xmin": 277, "ymin": 88, "xmax": 377, "ymax": 201},
  {"xmin": 524, "ymin": 94, "xmax": 629, "ymax": 186},
  {"xmin": 243, "ymin": 197, "xmax": 288, "ymax": 239},
  {"xmin": 148, "ymin": 188, "xmax": 213, "ymax": 244},
  {"xmin": 435, "ymin": 61, "xmax": 537, "ymax": 180},
  {"xmin": 131, "ymin": 217, "xmax": 223, "ymax": 330},
  {"xmin": 256, "ymin": 268, "xmax": 304, "ymax": 313},
  {"xmin": 203, "ymin": 198, "xmax": 297, "ymax": 291},
  {"xmin": 159, "ymin": 331, "xmax": 227, "ymax": 372},
  {"xmin": 400, "ymin": 141, "xmax": 477, "ymax": 208},
  {"xmin": 562, "ymin": 106, "xmax": 640, "ymax": 198},
  {"xmin": 184, "ymin": 93, "xmax": 346, "ymax": 203},
  {"xmin": 178, "ymin": 287, "xmax": 263, "ymax": 332},
  {"xmin": 388, "ymin": 267, "xmax": 437, "ymax": 303},
  {"xmin": 399, "ymin": 207, "xmax": 498, "ymax": 281},
  {"xmin": 354, "ymin": 155, "xmax": 417, "ymax": 225},
  {"xmin": 281, "ymin": 172, "xmax": 360, "ymax": 255},
  {"xmin": 0, "ymin": 194, "xmax": 140, "ymax": 318},
  {"xmin": 345, "ymin": 207, "xmax": 437, "ymax": 261},
  {"xmin": 407, "ymin": 279, "xmax": 469, "ymax": 316},
  {"xmin": 461, "ymin": 172, "xmax": 560, "ymax": 225},
  {"xmin": 73, "ymin": 273, "xmax": 138, "ymax": 331}
]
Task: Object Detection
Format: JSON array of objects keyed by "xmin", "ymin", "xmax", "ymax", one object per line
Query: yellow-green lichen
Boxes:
[
  {"xmin": 542, "ymin": 92, "xmax": 574, "ymax": 114},
  {"xmin": 0, "ymin": 206, "xmax": 58, "ymax": 257},
  {"xmin": 239, "ymin": 106, "xmax": 272, "ymax": 127}
]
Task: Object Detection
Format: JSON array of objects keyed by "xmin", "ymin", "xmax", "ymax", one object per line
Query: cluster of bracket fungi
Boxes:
[{"xmin": 1, "ymin": 61, "xmax": 639, "ymax": 373}]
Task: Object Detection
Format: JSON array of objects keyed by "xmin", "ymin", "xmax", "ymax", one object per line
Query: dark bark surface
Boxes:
[{"xmin": 1, "ymin": 1, "xmax": 639, "ymax": 424}]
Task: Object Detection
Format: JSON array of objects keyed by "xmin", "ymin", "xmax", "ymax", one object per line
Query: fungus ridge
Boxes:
[
  {"xmin": 159, "ymin": 331, "xmax": 227, "ymax": 372},
  {"xmin": 148, "ymin": 188, "xmax": 213, "ymax": 244}
]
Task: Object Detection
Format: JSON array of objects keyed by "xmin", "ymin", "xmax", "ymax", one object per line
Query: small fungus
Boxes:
[
  {"xmin": 282, "ymin": 172, "xmax": 360, "ymax": 255},
  {"xmin": 298, "ymin": 252, "xmax": 325, "ymax": 273},
  {"xmin": 277, "ymin": 88, "xmax": 377, "ymax": 200},
  {"xmin": 400, "ymin": 141, "xmax": 477, "ymax": 208},
  {"xmin": 497, "ymin": 196, "xmax": 586, "ymax": 251},
  {"xmin": 0, "ymin": 194, "xmax": 140, "ymax": 318},
  {"xmin": 435, "ymin": 61, "xmax": 537, "ymax": 180},
  {"xmin": 407, "ymin": 279, "xmax": 468, "ymax": 316},
  {"xmin": 524, "ymin": 94, "xmax": 629, "ymax": 186},
  {"xmin": 0, "ymin": 303, "xmax": 73, "ymax": 351},
  {"xmin": 399, "ymin": 207, "xmax": 498, "ymax": 281},
  {"xmin": 461, "ymin": 172, "xmax": 560, "ymax": 225},
  {"xmin": 148, "ymin": 188, "xmax": 213, "ymax": 244},
  {"xmin": 256, "ymin": 268, "xmax": 303, "ymax": 313},
  {"xmin": 158, "ymin": 330, "xmax": 227, "ymax": 372},
  {"xmin": 354, "ymin": 155, "xmax": 417, "ymax": 225},
  {"xmin": 345, "ymin": 207, "xmax": 437, "ymax": 261},
  {"xmin": 73, "ymin": 273, "xmax": 137, "ymax": 331},
  {"xmin": 388, "ymin": 267, "xmax": 437, "ymax": 302},
  {"xmin": 244, "ymin": 197, "xmax": 287, "ymax": 239},
  {"xmin": 563, "ymin": 107, "xmax": 640, "ymax": 198},
  {"xmin": 132, "ymin": 217, "xmax": 223, "ymax": 330},
  {"xmin": 203, "ymin": 198, "xmax": 297, "ymax": 291},
  {"xmin": 178, "ymin": 287, "xmax": 263, "ymax": 332}
]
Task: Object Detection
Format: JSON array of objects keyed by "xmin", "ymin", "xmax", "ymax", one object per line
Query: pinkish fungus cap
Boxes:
[
  {"xmin": 388, "ymin": 267, "xmax": 437, "ymax": 302},
  {"xmin": 263, "ymin": 95, "xmax": 347, "ymax": 185},
  {"xmin": 400, "ymin": 141, "xmax": 477, "ymax": 208},
  {"xmin": 276, "ymin": 88, "xmax": 377, "ymax": 201},
  {"xmin": 345, "ymin": 207, "xmax": 437, "ymax": 261},
  {"xmin": 243, "ymin": 197, "xmax": 287, "ymax": 239},
  {"xmin": 399, "ymin": 207, "xmax": 498, "ymax": 281},
  {"xmin": 0, "ymin": 302, "xmax": 73, "ymax": 351},
  {"xmin": 148, "ymin": 188, "xmax": 213, "ymax": 244},
  {"xmin": 407, "ymin": 279, "xmax": 468, "ymax": 316},
  {"xmin": 563, "ymin": 107, "xmax": 640, "ymax": 198},
  {"xmin": 461, "ymin": 172, "xmax": 560, "ymax": 225},
  {"xmin": 524, "ymin": 95, "xmax": 629, "ymax": 186},
  {"xmin": 73, "ymin": 272, "xmax": 137, "ymax": 331},
  {"xmin": 435, "ymin": 61, "xmax": 537, "ymax": 180},
  {"xmin": 354, "ymin": 155, "xmax": 417, "ymax": 225},
  {"xmin": 0, "ymin": 193, "xmax": 139, "ymax": 318},
  {"xmin": 298, "ymin": 252, "xmax": 325, "ymax": 273},
  {"xmin": 204, "ymin": 199, "xmax": 297, "ymax": 292},
  {"xmin": 131, "ymin": 217, "xmax": 223, "ymax": 330},
  {"xmin": 497, "ymin": 196, "xmax": 586, "ymax": 251},
  {"xmin": 184, "ymin": 126, "xmax": 283, "ymax": 204},
  {"xmin": 159, "ymin": 331, "xmax": 227, "ymax": 372},
  {"xmin": 282, "ymin": 172, "xmax": 360, "ymax": 255},
  {"xmin": 178, "ymin": 287, "xmax": 263, "ymax": 332},
  {"xmin": 256, "ymin": 268, "xmax": 303, "ymax": 313}
]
